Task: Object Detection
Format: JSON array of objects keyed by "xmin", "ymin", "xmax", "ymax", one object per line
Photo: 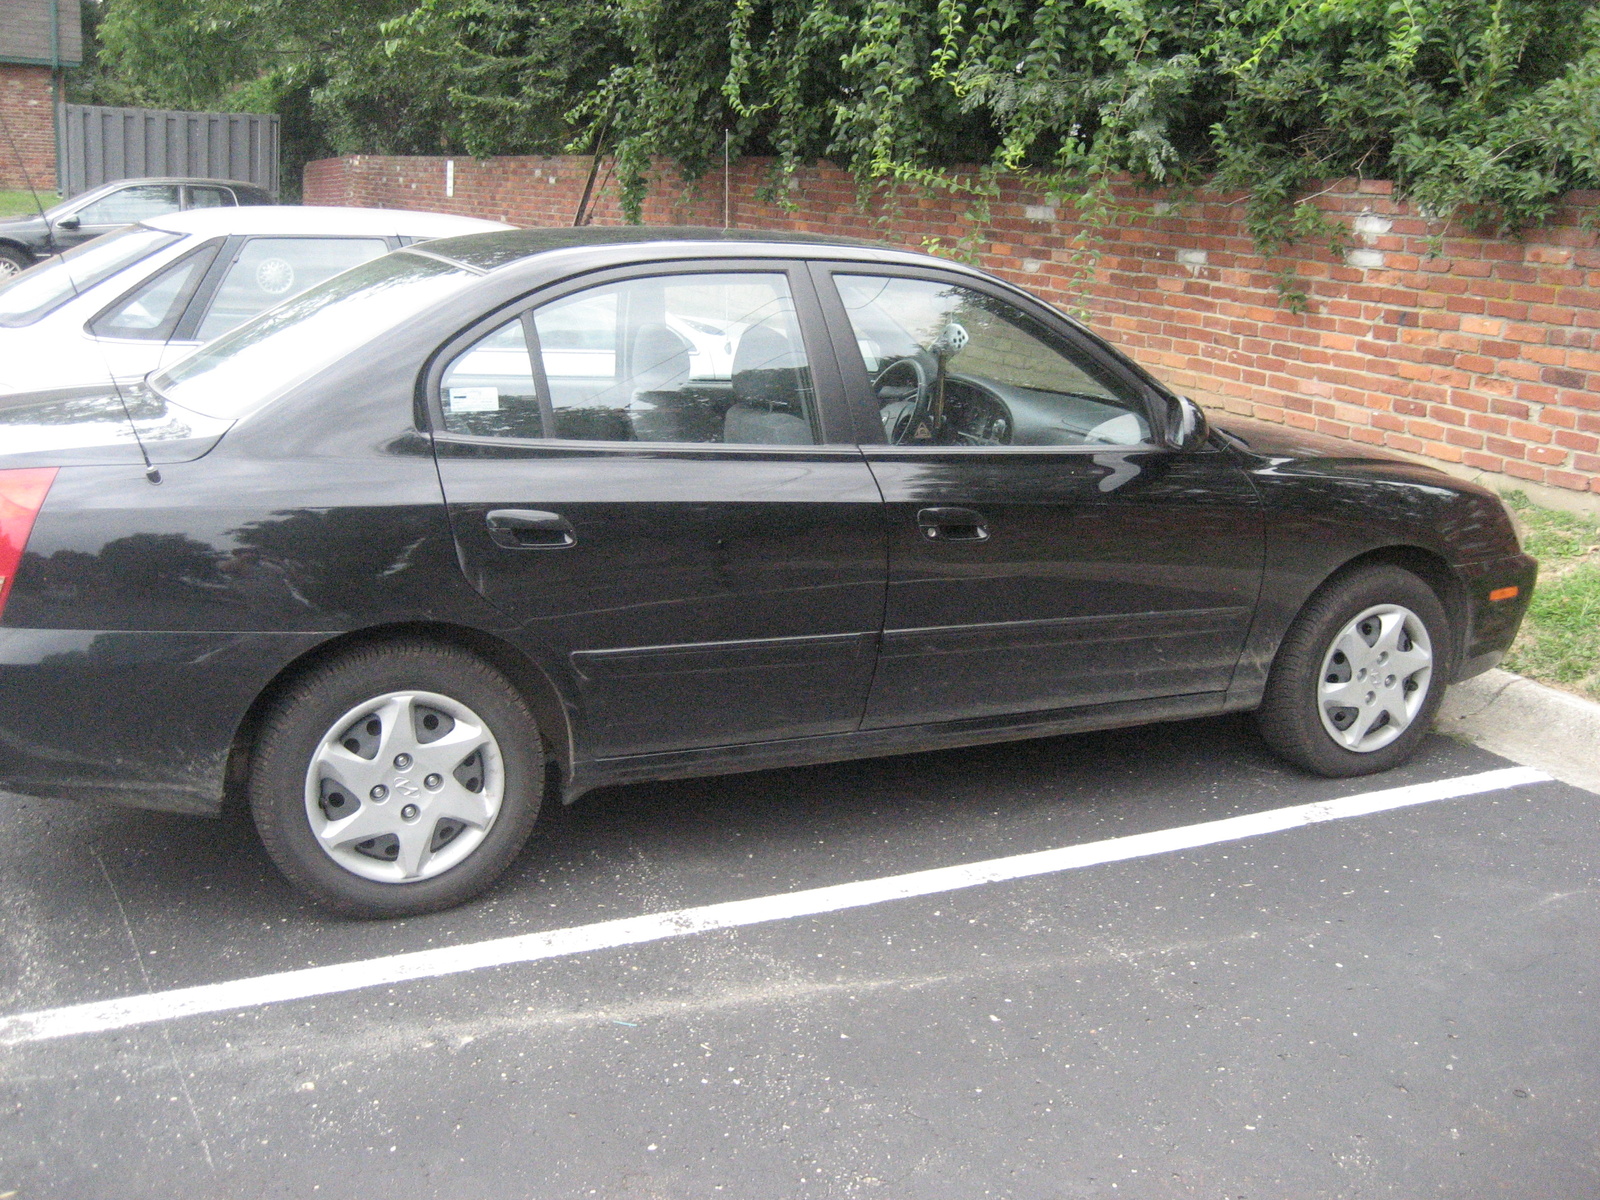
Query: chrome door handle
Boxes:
[
  {"xmin": 916, "ymin": 506, "xmax": 990, "ymax": 542},
  {"xmin": 485, "ymin": 509, "xmax": 576, "ymax": 550}
]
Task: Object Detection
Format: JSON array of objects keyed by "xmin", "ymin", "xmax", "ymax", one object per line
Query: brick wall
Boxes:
[
  {"xmin": 0, "ymin": 64, "xmax": 57, "ymax": 193},
  {"xmin": 304, "ymin": 154, "xmax": 1600, "ymax": 509}
]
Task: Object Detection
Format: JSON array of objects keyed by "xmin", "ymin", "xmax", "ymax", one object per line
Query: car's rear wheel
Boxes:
[
  {"xmin": 0, "ymin": 246, "xmax": 30, "ymax": 279},
  {"xmin": 250, "ymin": 641, "xmax": 543, "ymax": 917},
  {"xmin": 1255, "ymin": 564, "xmax": 1449, "ymax": 777}
]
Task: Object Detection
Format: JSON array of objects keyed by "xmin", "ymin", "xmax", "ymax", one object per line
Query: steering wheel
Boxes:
[{"xmin": 872, "ymin": 354, "xmax": 933, "ymax": 444}]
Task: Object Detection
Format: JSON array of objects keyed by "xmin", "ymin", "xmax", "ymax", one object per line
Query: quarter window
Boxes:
[
  {"xmin": 440, "ymin": 272, "xmax": 818, "ymax": 445},
  {"xmin": 441, "ymin": 319, "xmax": 546, "ymax": 440},
  {"xmin": 834, "ymin": 274, "xmax": 1151, "ymax": 447},
  {"xmin": 89, "ymin": 243, "xmax": 219, "ymax": 341}
]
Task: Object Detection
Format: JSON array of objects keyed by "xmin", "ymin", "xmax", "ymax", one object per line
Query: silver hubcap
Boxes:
[
  {"xmin": 0, "ymin": 259, "xmax": 21, "ymax": 279},
  {"xmin": 303, "ymin": 690, "xmax": 504, "ymax": 883},
  {"xmin": 1317, "ymin": 603, "xmax": 1433, "ymax": 752}
]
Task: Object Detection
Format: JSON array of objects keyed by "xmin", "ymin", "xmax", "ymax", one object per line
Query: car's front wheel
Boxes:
[
  {"xmin": 1256, "ymin": 564, "xmax": 1449, "ymax": 777},
  {"xmin": 250, "ymin": 641, "xmax": 544, "ymax": 917},
  {"xmin": 0, "ymin": 245, "xmax": 30, "ymax": 279}
]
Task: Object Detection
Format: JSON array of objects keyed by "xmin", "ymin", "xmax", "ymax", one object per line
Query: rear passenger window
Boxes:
[
  {"xmin": 194, "ymin": 237, "xmax": 390, "ymax": 342},
  {"xmin": 439, "ymin": 272, "xmax": 819, "ymax": 445},
  {"xmin": 187, "ymin": 186, "xmax": 233, "ymax": 209}
]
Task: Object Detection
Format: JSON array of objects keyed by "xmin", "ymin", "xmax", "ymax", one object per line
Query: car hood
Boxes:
[
  {"xmin": 0, "ymin": 382, "xmax": 232, "ymax": 468},
  {"xmin": 1211, "ymin": 414, "xmax": 1461, "ymax": 478},
  {"xmin": 0, "ymin": 212, "xmax": 48, "ymax": 235}
]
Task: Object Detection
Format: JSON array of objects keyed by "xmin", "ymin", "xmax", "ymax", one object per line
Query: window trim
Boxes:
[
  {"xmin": 422, "ymin": 257, "xmax": 857, "ymax": 451},
  {"xmin": 808, "ymin": 260, "xmax": 1171, "ymax": 454}
]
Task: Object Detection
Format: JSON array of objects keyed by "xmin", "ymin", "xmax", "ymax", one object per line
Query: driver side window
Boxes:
[
  {"xmin": 833, "ymin": 274, "xmax": 1151, "ymax": 447},
  {"xmin": 75, "ymin": 185, "xmax": 182, "ymax": 226}
]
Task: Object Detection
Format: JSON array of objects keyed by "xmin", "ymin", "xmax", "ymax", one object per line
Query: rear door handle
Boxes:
[
  {"xmin": 916, "ymin": 506, "xmax": 990, "ymax": 542},
  {"xmin": 485, "ymin": 509, "xmax": 577, "ymax": 550}
]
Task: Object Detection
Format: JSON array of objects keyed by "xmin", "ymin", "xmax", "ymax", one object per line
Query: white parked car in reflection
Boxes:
[{"xmin": 0, "ymin": 206, "xmax": 511, "ymax": 394}]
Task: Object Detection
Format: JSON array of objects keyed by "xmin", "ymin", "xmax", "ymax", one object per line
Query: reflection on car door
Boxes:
[
  {"xmin": 432, "ymin": 261, "xmax": 888, "ymax": 761},
  {"xmin": 813, "ymin": 263, "xmax": 1263, "ymax": 728}
]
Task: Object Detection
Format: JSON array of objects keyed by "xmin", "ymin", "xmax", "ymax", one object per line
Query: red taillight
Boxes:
[{"xmin": 0, "ymin": 467, "xmax": 57, "ymax": 621}]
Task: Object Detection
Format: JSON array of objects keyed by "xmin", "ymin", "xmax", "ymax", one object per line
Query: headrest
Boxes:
[
  {"xmin": 630, "ymin": 322, "xmax": 691, "ymax": 394},
  {"xmin": 732, "ymin": 321, "xmax": 806, "ymax": 409}
]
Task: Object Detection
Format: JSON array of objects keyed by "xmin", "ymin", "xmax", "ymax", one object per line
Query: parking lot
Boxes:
[{"xmin": 0, "ymin": 713, "xmax": 1595, "ymax": 1199}]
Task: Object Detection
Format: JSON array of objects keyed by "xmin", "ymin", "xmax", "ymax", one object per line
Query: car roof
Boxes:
[
  {"xmin": 416, "ymin": 225, "xmax": 903, "ymax": 273},
  {"xmin": 140, "ymin": 205, "xmax": 514, "ymax": 239}
]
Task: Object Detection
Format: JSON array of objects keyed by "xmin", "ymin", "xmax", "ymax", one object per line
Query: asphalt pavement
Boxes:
[{"xmin": 0, "ymin": 712, "xmax": 1595, "ymax": 1199}]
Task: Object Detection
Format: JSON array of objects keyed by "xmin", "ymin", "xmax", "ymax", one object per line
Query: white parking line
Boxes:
[{"xmin": 0, "ymin": 765, "xmax": 1550, "ymax": 1047}]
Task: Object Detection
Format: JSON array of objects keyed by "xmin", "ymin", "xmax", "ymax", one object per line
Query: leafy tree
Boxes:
[{"xmin": 73, "ymin": 0, "xmax": 1600, "ymax": 275}]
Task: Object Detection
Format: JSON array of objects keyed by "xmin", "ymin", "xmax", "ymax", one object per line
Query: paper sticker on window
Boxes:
[{"xmin": 448, "ymin": 386, "xmax": 500, "ymax": 412}]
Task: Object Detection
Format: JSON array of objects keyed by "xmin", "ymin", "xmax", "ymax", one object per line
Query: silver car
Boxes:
[{"xmin": 0, "ymin": 205, "xmax": 511, "ymax": 394}]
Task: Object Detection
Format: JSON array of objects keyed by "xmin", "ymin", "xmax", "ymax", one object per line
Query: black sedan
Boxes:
[
  {"xmin": 0, "ymin": 228, "xmax": 1536, "ymax": 916},
  {"xmin": 0, "ymin": 177, "xmax": 273, "ymax": 276}
]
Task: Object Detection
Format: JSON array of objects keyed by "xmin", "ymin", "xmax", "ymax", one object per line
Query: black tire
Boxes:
[
  {"xmin": 1255, "ymin": 564, "xmax": 1450, "ymax": 777},
  {"xmin": 0, "ymin": 245, "xmax": 31, "ymax": 279},
  {"xmin": 249, "ymin": 640, "xmax": 543, "ymax": 918}
]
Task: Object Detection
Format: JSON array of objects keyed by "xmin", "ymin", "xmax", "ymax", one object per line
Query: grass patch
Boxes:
[
  {"xmin": 1501, "ymin": 490, "xmax": 1600, "ymax": 700},
  {"xmin": 0, "ymin": 189, "xmax": 57, "ymax": 217}
]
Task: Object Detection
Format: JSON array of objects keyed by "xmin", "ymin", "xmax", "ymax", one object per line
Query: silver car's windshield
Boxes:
[
  {"xmin": 151, "ymin": 251, "xmax": 475, "ymax": 419},
  {"xmin": 0, "ymin": 226, "xmax": 182, "ymax": 328}
]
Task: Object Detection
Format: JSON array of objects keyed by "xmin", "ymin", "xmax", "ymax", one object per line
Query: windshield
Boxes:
[
  {"xmin": 151, "ymin": 251, "xmax": 476, "ymax": 419},
  {"xmin": 0, "ymin": 226, "xmax": 181, "ymax": 328}
]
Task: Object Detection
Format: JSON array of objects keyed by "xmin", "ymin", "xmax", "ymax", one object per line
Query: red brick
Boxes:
[
  {"xmin": 1544, "ymin": 470, "xmax": 1589, "ymax": 491},
  {"xmin": 1503, "ymin": 460, "xmax": 1546, "ymax": 482},
  {"xmin": 1556, "ymin": 430, "xmax": 1600, "ymax": 453}
]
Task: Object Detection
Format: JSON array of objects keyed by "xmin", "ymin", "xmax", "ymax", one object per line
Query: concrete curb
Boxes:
[{"xmin": 1437, "ymin": 669, "xmax": 1600, "ymax": 795}]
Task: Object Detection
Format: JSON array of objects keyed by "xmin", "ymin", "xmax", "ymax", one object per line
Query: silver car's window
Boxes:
[
  {"xmin": 0, "ymin": 227, "xmax": 181, "ymax": 328},
  {"xmin": 89, "ymin": 243, "xmax": 220, "ymax": 341},
  {"xmin": 194, "ymin": 236, "xmax": 390, "ymax": 342},
  {"xmin": 74, "ymin": 184, "xmax": 182, "ymax": 226},
  {"xmin": 443, "ymin": 272, "xmax": 817, "ymax": 445},
  {"xmin": 835, "ymin": 274, "xmax": 1151, "ymax": 447},
  {"xmin": 154, "ymin": 251, "xmax": 474, "ymax": 419}
]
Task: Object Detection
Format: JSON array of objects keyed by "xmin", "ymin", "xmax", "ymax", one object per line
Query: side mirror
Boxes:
[
  {"xmin": 1163, "ymin": 394, "xmax": 1210, "ymax": 451},
  {"xmin": 54, "ymin": 215, "xmax": 80, "ymax": 230}
]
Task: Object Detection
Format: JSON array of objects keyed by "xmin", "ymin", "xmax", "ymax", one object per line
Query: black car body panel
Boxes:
[
  {"xmin": 0, "ymin": 383, "xmax": 232, "ymax": 467},
  {"xmin": 0, "ymin": 228, "xmax": 1537, "ymax": 816},
  {"xmin": 0, "ymin": 628, "xmax": 325, "ymax": 813},
  {"xmin": 1212, "ymin": 416, "xmax": 1535, "ymax": 703}
]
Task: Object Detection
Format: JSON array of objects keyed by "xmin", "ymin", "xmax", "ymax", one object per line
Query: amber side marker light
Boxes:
[
  {"xmin": 0, "ymin": 467, "xmax": 59, "ymax": 622},
  {"xmin": 1488, "ymin": 586, "xmax": 1520, "ymax": 602}
]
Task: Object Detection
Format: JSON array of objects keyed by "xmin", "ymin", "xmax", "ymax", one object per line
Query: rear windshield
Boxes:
[
  {"xmin": 151, "ymin": 251, "xmax": 475, "ymax": 419},
  {"xmin": 0, "ymin": 226, "xmax": 181, "ymax": 328}
]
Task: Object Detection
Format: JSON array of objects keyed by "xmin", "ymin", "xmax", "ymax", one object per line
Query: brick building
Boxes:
[{"xmin": 0, "ymin": 0, "xmax": 82, "ymax": 193}]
